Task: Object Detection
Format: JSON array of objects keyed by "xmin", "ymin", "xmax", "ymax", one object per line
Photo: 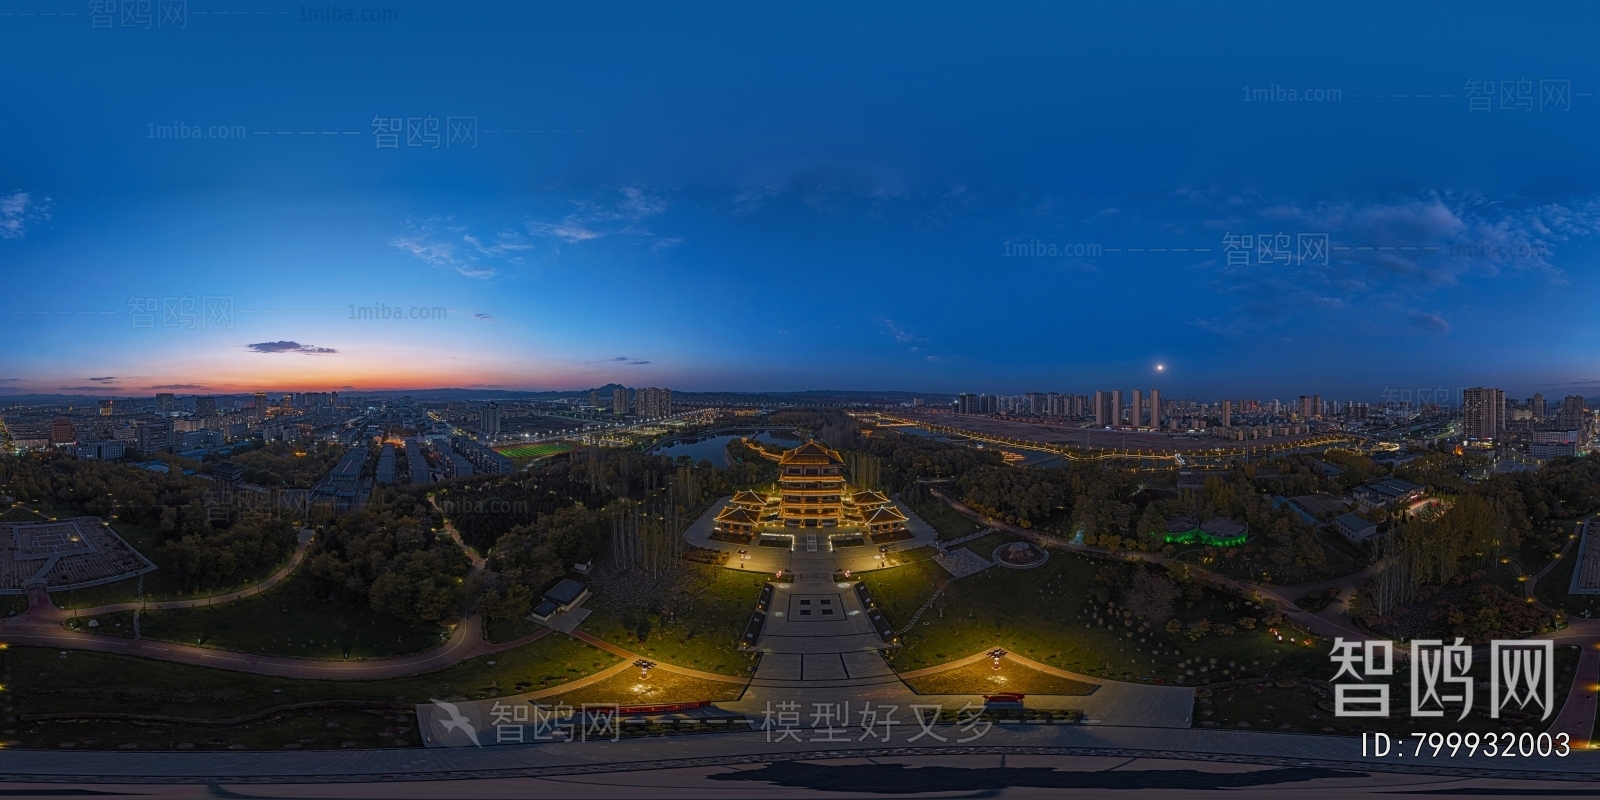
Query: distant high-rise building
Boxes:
[
  {"xmin": 155, "ymin": 393, "xmax": 175, "ymax": 413},
  {"xmin": 1530, "ymin": 393, "xmax": 1547, "ymax": 420},
  {"xmin": 481, "ymin": 402, "xmax": 501, "ymax": 438},
  {"xmin": 1558, "ymin": 395, "xmax": 1587, "ymax": 431},
  {"xmin": 1461, "ymin": 387, "xmax": 1506, "ymax": 443},
  {"xmin": 636, "ymin": 387, "xmax": 672, "ymax": 418},
  {"xmin": 281, "ymin": 394, "xmax": 292, "ymax": 413},
  {"xmin": 1298, "ymin": 395, "xmax": 1313, "ymax": 419},
  {"xmin": 195, "ymin": 396, "xmax": 216, "ymax": 416},
  {"xmin": 957, "ymin": 393, "xmax": 977, "ymax": 415},
  {"xmin": 589, "ymin": 389, "xmax": 601, "ymax": 409},
  {"xmin": 1149, "ymin": 389, "xmax": 1161, "ymax": 428},
  {"xmin": 254, "ymin": 391, "xmax": 268, "ymax": 420},
  {"xmin": 1221, "ymin": 400, "xmax": 1232, "ymax": 428},
  {"xmin": 613, "ymin": 387, "xmax": 629, "ymax": 415},
  {"xmin": 98, "ymin": 399, "xmax": 113, "ymax": 417},
  {"xmin": 1094, "ymin": 391, "xmax": 1109, "ymax": 426},
  {"xmin": 1130, "ymin": 390, "xmax": 1143, "ymax": 430},
  {"xmin": 1111, "ymin": 390, "xmax": 1123, "ymax": 426}
]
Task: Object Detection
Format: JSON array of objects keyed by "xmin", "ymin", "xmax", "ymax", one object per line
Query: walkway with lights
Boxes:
[{"xmin": 53, "ymin": 528, "xmax": 318, "ymax": 617}]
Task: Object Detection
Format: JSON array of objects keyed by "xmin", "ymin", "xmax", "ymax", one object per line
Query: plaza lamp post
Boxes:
[
  {"xmin": 634, "ymin": 659, "xmax": 655, "ymax": 679},
  {"xmin": 988, "ymin": 648, "xmax": 1006, "ymax": 670}
]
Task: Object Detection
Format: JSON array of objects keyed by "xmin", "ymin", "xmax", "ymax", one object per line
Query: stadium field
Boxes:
[{"xmin": 493, "ymin": 442, "xmax": 573, "ymax": 459}]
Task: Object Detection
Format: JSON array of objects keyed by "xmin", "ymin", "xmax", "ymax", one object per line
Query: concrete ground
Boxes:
[{"xmin": 0, "ymin": 723, "xmax": 1597, "ymax": 785}]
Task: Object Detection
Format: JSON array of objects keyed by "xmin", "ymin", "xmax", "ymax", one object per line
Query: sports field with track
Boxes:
[{"xmin": 493, "ymin": 442, "xmax": 573, "ymax": 459}]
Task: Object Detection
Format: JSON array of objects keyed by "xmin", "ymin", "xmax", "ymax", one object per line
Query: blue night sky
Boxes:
[{"xmin": 3, "ymin": 1, "xmax": 1600, "ymax": 400}]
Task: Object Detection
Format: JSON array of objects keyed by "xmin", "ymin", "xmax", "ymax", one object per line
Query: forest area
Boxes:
[{"xmin": 1351, "ymin": 455, "xmax": 1600, "ymax": 642}]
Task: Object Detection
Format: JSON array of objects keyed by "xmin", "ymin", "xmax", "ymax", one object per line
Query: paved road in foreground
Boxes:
[{"xmin": 0, "ymin": 722, "xmax": 1594, "ymax": 783}]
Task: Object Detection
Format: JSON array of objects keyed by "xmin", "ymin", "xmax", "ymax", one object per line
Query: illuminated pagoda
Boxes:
[
  {"xmin": 711, "ymin": 440, "xmax": 907, "ymax": 538},
  {"xmin": 713, "ymin": 489, "xmax": 778, "ymax": 538},
  {"xmin": 712, "ymin": 505, "xmax": 759, "ymax": 538},
  {"xmin": 779, "ymin": 441, "xmax": 848, "ymax": 527}
]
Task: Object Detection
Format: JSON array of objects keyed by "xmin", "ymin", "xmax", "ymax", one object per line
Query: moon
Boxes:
[{"xmin": 1156, "ymin": 364, "xmax": 1165, "ymax": 371}]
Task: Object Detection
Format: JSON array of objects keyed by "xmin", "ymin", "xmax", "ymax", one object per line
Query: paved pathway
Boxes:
[
  {"xmin": 566, "ymin": 628, "xmax": 751, "ymax": 685},
  {"xmin": 61, "ymin": 528, "xmax": 317, "ymax": 617},
  {"xmin": 0, "ymin": 512, "xmax": 557, "ymax": 680},
  {"xmin": 1526, "ymin": 518, "xmax": 1585, "ymax": 608}
]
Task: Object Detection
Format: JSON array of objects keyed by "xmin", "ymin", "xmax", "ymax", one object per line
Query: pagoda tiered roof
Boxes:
[
  {"xmin": 850, "ymin": 490, "xmax": 890, "ymax": 506},
  {"xmin": 779, "ymin": 441, "xmax": 844, "ymax": 466},
  {"xmin": 730, "ymin": 489, "xmax": 771, "ymax": 506},
  {"xmin": 714, "ymin": 506, "xmax": 760, "ymax": 524},
  {"xmin": 863, "ymin": 505, "xmax": 908, "ymax": 524}
]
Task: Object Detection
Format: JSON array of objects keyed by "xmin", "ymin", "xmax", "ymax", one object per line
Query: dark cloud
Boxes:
[
  {"xmin": 88, "ymin": 376, "xmax": 116, "ymax": 382},
  {"xmin": 247, "ymin": 341, "xmax": 337, "ymax": 355},
  {"xmin": 627, "ymin": 360, "xmax": 651, "ymax": 365},
  {"xmin": 148, "ymin": 384, "xmax": 208, "ymax": 390},
  {"xmin": 473, "ymin": 312, "xmax": 493, "ymax": 321}
]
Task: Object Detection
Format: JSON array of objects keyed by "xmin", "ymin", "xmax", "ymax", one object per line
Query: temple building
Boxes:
[
  {"xmin": 779, "ymin": 441, "xmax": 847, "ymax": 527},
  {"xmin": 711, "ymin": 441, "xmax": 908, "ymax": 539}
]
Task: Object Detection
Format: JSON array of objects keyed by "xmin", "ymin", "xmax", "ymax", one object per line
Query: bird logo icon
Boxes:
[{"xmin": 430, "ymin": 698, "xmax": 481, "ymax": 747}]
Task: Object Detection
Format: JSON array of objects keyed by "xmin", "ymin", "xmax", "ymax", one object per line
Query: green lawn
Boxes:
[
  {"xmin": 904, "ymin": 659, "xmax": 1096, "ymax": 696},
  {"xmin": 537, "ymin": 668, "xmax": 744, "ymax": 707},
  {"xmin": 960, "ymin": 531, "xmax": 1016, "ymax": 560},
  {"xmin": 484, "ymin": 615, "xmax": 545, "ymax": 644},
  {"xmin": 8, "ymin": 707, "xmax": 417, "ymax": 752},
  {"xmin": 862, "ymin": 550, "xmax": 1331, "ymax": 683},
  {"xmin": 0, "ymin": 506, "xmax": 47, "ymax": 523},
  {"xmin": 581, "ymin": 567, "xmax": 766, "ymax": 676},
  {"xmin": 1534, "ymin": 542, "xmax": 1597, "ymax": 617},
  {"xmin": 74, "ymin": 570, "xmax": 448, "ymax": 659},
  {"xmin": 2, "ymin": 634, "xmax": 619, "ymax": 749},
  {"xmin": 493, "ymin": 443, "xmax": 573, "ymax": 459},
  {"xmin": 908, "ymin": 498, "xmax": 984, "ymax": 540}
]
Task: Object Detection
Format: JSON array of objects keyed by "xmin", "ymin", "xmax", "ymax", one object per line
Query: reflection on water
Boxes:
[{"xmin": 650, "ymin": 428, "xmax": 801, "ymax": 467}]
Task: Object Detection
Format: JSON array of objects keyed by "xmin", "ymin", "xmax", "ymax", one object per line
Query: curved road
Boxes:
[
  {"xmin": 0, "ymin": 512, "xmax": 560, "ymax": 680},
  {"xmin": 56, "ymin": 528, "xmax": 318, "ymax": 617},
  {"xmin": 0, "ymin": 499, "xmax": 751, "ymax": 687}
]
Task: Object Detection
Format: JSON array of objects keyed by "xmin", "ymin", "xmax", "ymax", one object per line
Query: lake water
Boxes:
[{"xmin": 650, "ymin": 428, "xmax": 802, "ymax": 467}]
